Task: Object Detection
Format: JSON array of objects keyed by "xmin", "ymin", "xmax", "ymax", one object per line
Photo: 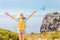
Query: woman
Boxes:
[{"xmin": 5, "ymin": 9, "xmax": 38, "ymax": 40}]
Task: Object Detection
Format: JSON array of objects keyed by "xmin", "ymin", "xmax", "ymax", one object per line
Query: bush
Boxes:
[{"xmin": 0, "ymin": 28, "xmax": 19, "ymax": 40}]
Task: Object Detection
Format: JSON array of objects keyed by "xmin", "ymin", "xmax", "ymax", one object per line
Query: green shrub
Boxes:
[{"xmin": 0, "ymin": 28, "xmax": 19, "ymax": 40}]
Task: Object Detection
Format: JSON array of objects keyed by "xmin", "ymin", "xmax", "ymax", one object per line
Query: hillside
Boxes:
[{"xmin": 0, "ymin": 28, "xmax": 60, "ymax": 40}]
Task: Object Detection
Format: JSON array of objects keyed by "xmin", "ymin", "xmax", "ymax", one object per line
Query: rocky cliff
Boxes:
[{"xmin": 40, "ymin": 12, "xmax": 60, "ymax": 33}]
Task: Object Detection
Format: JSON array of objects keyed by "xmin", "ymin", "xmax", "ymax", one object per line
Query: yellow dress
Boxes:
[{"xmin": 18, "ymin": 19, "xmax": 25, "ymax": 30}]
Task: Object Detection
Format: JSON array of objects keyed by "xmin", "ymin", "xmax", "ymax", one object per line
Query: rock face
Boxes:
[{"xmin": 40, "ymin": 12, "xmax": 60, "ymax": 33}]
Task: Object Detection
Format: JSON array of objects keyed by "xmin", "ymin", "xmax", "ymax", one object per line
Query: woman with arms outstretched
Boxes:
[{"xmin": 5, "ymin": 9, "xmax": 38, "ymax": 40}]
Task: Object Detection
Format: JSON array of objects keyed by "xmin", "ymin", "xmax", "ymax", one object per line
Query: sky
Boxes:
[{"xmin": 0, "ymin": 0, "xmax": 60, "ymax": 15}]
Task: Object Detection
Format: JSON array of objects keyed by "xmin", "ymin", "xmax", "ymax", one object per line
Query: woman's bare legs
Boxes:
[
  {"xmin": 21, "ymin": 32, "xmax": 25, "ymax": 40},
  {"xmin": 18, "ymin": 33, "xmax": 21, "ymax": 40},
  {"xmin": 18, "ymin": 30, "xmax": 25, "ymax": 40}
]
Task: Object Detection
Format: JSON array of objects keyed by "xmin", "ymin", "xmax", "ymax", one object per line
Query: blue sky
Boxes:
[{"xmin": 0, "ymin": 0, "xmax": 60, "ymax": 15}]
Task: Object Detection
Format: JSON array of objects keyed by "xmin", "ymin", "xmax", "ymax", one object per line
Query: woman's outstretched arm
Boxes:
[
  {"xmin": 4, "ymin": 12, "xmax": 16, "ymax": 20},
  {"xmin": 28, "ymin": 9, "xmax": 38, "ymax": 19}
]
